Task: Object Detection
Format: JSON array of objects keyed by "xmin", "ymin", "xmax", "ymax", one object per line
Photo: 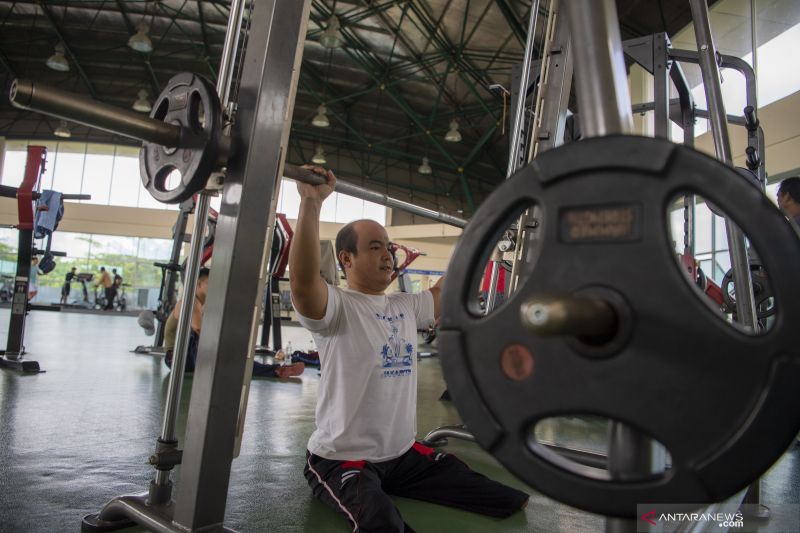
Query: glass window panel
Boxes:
[
  {"xmin": 669, "ymin": 208, "xmax": 684, "ymax": 252},
  {"xmin": 363, "ymin": 201, "xmax": 386, "ymax": 225},
  {"xmin": 50, "ymin": 232, "xmax": 92, "ymax": 271},
  {"xmin": 694, "ymin": 204, "xmax": 713, "ymax": 254},
  {"xmin": 81, "ymin": 150, "xmax": 113, "ymax": 205},
  {"xmin": 334, "ymin": 194, "xmax": 364, "ymax": 223},
  {"xmin": 280, "ymin": 179, "xmax": 301, "ymax": 219},
  {"xmin": 1, "ymin": 150, "xmax": 27, "ymax": 187},
  {"xmin": 713, "ymin": 252, "xmax": 732, "ymax": 286},
  {"xmin": 0, "ymin": 227, "xmax": 18, "ymax": 275},
  {"xmin": 713, "ymin": 214, "xmax": 729, "ymax": 251},
  {"xmin": 109, "ymin": 154, "xmax": 142, "ymax": 208},
  {"xmin": 699, "ymin": 259, "xmax": 712, "ymax": 277},
  {"xmin": 2, "ymin": 141, "xmax": 58, "ymax": 188},
  {"xmin": 766, "ymin": 183, "xmax": 779, "ymax": 207},
  {"xmin": 91, "ymin": 234, "xmax": 139, "ymax": 257},
  {"xmin": 138, "ymin": 236, "xmax": 172, "ymax": 261},
  {"xmin": 276, "ymin": 179, "xmax": 287, "ymax": 213},
  {"xmin": 51, "ymin": 143, "xmax": 85, "ymax": 194},
  {"xmin": 320, "ymin": 191, "xmax": 337, "ymax": 222}
]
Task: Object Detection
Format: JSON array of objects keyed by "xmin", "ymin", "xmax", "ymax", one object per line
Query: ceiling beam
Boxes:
[
  {"xmin": 0, "ymin": 48, "xmax": 18, "ymax": 77},
  {"xmin": 494, "ymin": 0, "xmax": 526, "ymax": 47}
]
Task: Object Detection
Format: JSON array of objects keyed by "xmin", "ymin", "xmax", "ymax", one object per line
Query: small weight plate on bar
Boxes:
[
  {"xmin": 439, "ymin": 135, "xmax": 800, "ymax": 517},
  {"xmin": 722, "ymin": 264, "xmax": 775, "ymax": 319},
  {"xmin": 140, "ymin": 73, "xmax": 223, "ymax": 204}
]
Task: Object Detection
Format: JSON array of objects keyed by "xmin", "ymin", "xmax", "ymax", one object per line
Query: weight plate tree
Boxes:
[{"xmin": 439, "ymin": 135, "xmax": 800, "ymax": 517}]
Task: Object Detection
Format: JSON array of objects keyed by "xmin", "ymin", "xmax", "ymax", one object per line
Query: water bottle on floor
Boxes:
[{"xmin": 284, "ymin": 341, "xmax": 293, "ymax": 365}]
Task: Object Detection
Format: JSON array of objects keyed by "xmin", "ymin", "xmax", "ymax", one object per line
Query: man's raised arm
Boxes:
[{"xmin": 288, "ymin": 166, "xmax": 336, "ymax": 320}]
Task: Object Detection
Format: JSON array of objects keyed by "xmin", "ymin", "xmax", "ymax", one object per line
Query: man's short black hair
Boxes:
[
  {"xmin": 198, "ymin": 267, "xmax": 210, "ymax": 280},
  {"xmin": 335, "ymin": 221, "xmax": 360, "ymax": 275},
  {"xmin": 779, "ymin": 176, "xmax": 800, "ymax": 202}
]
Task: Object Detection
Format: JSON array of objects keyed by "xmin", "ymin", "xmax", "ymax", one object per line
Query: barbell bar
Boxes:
[{"xmin": 9, "ymin": 78, "xmax": 467, "ymax": 228}]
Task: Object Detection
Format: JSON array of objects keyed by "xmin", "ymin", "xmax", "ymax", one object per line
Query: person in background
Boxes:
[
  {"xmin": 28, "ymin": 257, "xmax": 39, "ymax": 301},
  {"xmin": 96, "ymin": 267, "xmax": 113, "ymax": 310},
  {"xmin": 61, "ymin": 266, "xmax": 77, "ymax": 304},
  {"xmin": 777, "ymin": 176, "xmax": 800, "ymax": 226},
  {"xmin": 164, "ymin": 267, "xmax": 305, "ymax": 379}
]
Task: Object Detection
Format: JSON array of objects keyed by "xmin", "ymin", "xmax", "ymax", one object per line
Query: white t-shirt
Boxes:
[{"xmin": 296, "ymin": 284, "xmax": 435, "ymax": 462}]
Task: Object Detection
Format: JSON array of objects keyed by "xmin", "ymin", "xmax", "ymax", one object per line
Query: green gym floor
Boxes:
[{"xmin": 0, "ymin": 310, "xmax": 798, "ymax": 532}]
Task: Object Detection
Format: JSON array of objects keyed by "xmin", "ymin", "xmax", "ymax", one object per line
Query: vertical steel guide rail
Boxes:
[
  {"xmin": 564, "ymin": 2, "xmax": 658, "ymax": 532},
  {"xmin": 485, "ymin": 0, "xmax": 541, "ymax": 313},
  {"xmin": 688, "ymin": 0, "xmax": 758, "ymax": 332},
  {"xmin": 508, "ymin": 0, "xmax": 563, "ymax": 295},
  {"xmin": 153, "ymin": 0, "xmax": 247, "ymax": 494}
]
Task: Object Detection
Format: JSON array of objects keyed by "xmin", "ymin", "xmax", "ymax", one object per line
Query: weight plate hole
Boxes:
[
  {"xmin": 667, "ymin": 192, "xmax": 774, "ymax": 335},
  {"xmin": 471, "ymin": 201, "xmax": 542, "ymax": 318},
  {"xmin": 153, "ymin": 95, "xmax": 169, "ymax": 121},
  {"xmin": 528, "ymin": 415, "xmax": 671, "ymax": 482},
  {"xmin": 153, "ymin": 166, "xmax": 184, "ymax": 194}
]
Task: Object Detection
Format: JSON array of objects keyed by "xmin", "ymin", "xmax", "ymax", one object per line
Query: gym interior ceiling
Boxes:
[{"xmin": 0, "ymin": 0, "xmax": 717, "ymax": 217}]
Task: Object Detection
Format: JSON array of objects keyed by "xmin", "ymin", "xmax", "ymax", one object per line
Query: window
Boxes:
[
  {"xmin": 334, "ymin": 193, "xmax": 363, "ymax": 223},
  {"xmin": 109, "ymin": 153, "xmax": 142, "ymax": 208},
  {"xmin": 1, "ymin": 149, "xmax": 27, "ymax": 187},
  {"xmin": 81, "ymin": 144, "xmax": 114, "ymax": 205},
  {"xmin": 50, "ymin": 143, "xmax": 86, "ymax": 194},
  {"xmin": 674, "ymin": 20, "xmax": 800, "ymax": 138},
  {"xmin": 694, "ymin": 205, "xmax": 713, "ymax": 254}
]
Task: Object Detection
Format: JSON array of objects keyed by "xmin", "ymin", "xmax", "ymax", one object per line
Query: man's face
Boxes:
[{"xmin": 342, "ymin": 221, "xmax": 394, "ymax": 293}]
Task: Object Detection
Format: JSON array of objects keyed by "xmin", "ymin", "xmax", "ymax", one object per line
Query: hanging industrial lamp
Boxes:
[
  {"xmin": 312, "ymin": 145, "xmax": 327, "ymax": 165},
  {"xmin": 312, "ymin": 104, "xmax": 330, "ymax": 128},
  {"xmin": 418, "ymin": 157, "xmax": 432, "ymax": 175},
  {"xmin": 320, "ymin": 16, "xmax": 344, "ymax": 49},
  {"xmin": 132, "ymin": 89, "xmax": 152, "ymax": 113},
  {"xmin": 128, "ymin": 22, "xmax": 154, "ymax": 53},
  {"xmin": 444, "ymin": 119, "xmax": 462, "ymax": 143},
  {"xmin": 46, "ymin": 43, "xmax": 70, "ymax": 72}
]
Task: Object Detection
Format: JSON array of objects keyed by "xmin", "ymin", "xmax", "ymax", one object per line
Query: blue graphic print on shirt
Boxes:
[{"xmin": 377, "ymin": 312, "xmax": 414, "ymax": 378}]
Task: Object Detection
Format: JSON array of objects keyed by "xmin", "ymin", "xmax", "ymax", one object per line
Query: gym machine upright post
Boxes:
[
  {"xmin": 8, "ymin": 0, "xmax": 463, "ymax": 529},
  {"xmin": 439, "ymin": 0, "xmax": 800, "ymax": 527},
  {"xmin": 0, "ymin": 145, "xmax": 90, "ymax": 373}
]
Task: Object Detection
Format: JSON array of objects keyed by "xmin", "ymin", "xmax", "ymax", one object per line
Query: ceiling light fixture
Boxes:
[
  {"xmin": 132, "ymin": 89, "xmax": 152, "ymax": 113},
  {"xmin": 46, "ymin": 43, "xmax": 70, "ymax": 72},
  {"xmin": 128, "ymin": 22, "xmax": 154, "ymax": 54},
  {"xmin": 312, "ymin": 104, "xmax": 330, "ymax": 128},
  {"xmin": 320, "ymin": 15, "xmax": 344, "ymax": 49},
  {"xmin": 54, "ymin": 120, "xmax": 72, "ymax": 138},
  {"xmin": 444, "ymin": 119, "xmax": 462, "ymax": 143},
  {"xmin": 312, "ymin": 145, "xmax": 327, "ymax": 165},
  {"xmin": 418, "ymin": 156, "xmax": 432, "ymax": 175}
]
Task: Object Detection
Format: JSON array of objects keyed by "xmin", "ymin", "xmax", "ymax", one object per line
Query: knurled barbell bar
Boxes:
[{"xmin": 9, "ymin": 75, "xmax": 467, "ymax": 227}]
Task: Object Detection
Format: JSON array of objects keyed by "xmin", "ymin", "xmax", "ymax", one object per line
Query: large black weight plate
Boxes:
[
  {"xmin": 140, "ymin": 73, "xmax": 223, "ymax": 204},
  {"xmin": 439, "ymin": 135, "xmax": 800, "ymax": 517}
]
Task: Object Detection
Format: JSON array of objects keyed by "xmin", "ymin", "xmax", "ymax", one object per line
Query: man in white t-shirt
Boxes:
[{"xmin": 290, "ymin": 167, "xmax": 529, "ymax": 532}]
